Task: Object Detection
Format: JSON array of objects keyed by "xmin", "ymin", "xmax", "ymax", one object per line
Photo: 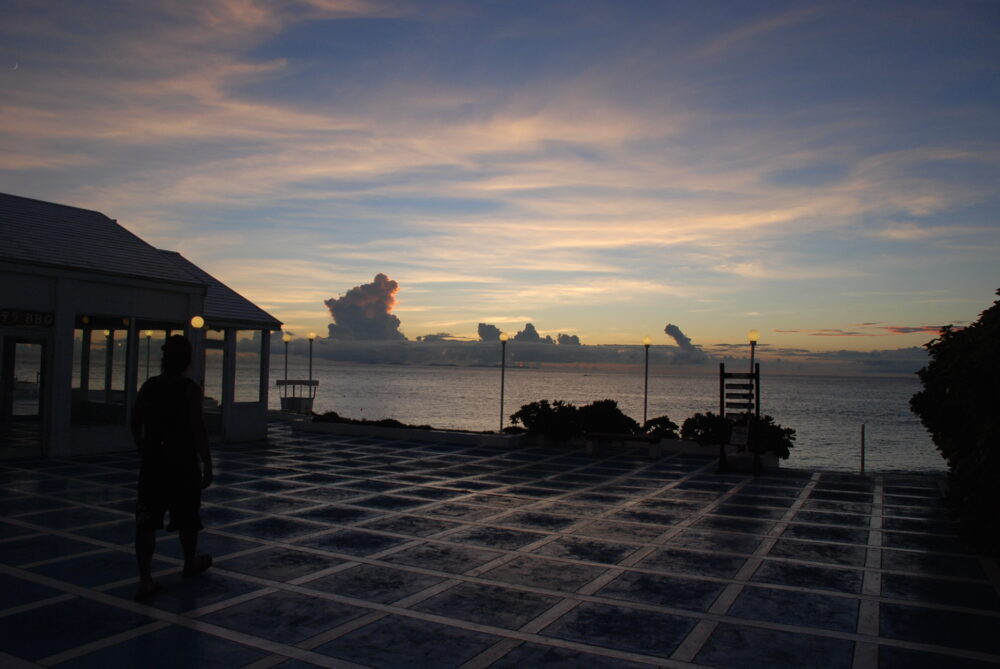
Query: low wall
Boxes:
[
  {"xmin": 293, "ymin": 420, "xmax": 525, "ymax": 449},
  {"xmin": 290, "ymin": 421, "xmax": 779, "ymax": 469}
]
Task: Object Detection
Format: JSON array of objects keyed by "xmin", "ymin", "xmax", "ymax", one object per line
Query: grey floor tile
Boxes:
[
  {"xmin": 751, "ymin": 560, "xmax": 863, "ymax": 594},
  {"xmin": 298, "ymin": 528, "xmax": 408, "ymax": 556},
  {"xmin": 597, "ymin": 570, "xmax": 725, "ymax": 612},
  {"xmin": 315, "ymin": 614, "xmax": 499, "ymax": 668},
  {"xmin": 767, "ymin": 538, "xmax": 867, "ymax": 567},
  {"xmin": 639, "ymin": 547, "xmax": 747, "ymax": 578},
  {"xmin": 384, "ymin": 542, "xmax": 503, "ymax": 573},
  {"xmin": 307, "ymin": 563, "xmax": 444, "ymax": 604},
  {"xmin": 52, "ymin": 624, "xmax": 265, "ymax": 668},
  {"xmin": 671, "ymin": 529, "xmax": 765, "ymax": 555},
  {"xmin": 727, "ymin": 585, "xmax": 859, "ymax": 633},
  {"xmin": 0, "ymin": 572, "xmax": 64, "ymax": 609},
  {"xmin": 531, "ymin": 536, "xmax": 638, "ymax": 564},
  {"xmin": 413, "ymin": 581, "xmax": 561, "ymax": 629},
  {"xmin": 880, "ymin": 602, "xmax": 1000, "ymax": 654},
  {"xmin": 3, "ymin": 597, "xmax": 154, "ymax": 662},
  {"xmin": 447, "ymin": 525, "xmax": 547, "ymax": 550},
  {"xmin": 695, "ymin": 623, "xmax": 854, "ymax": 669},
  {"xmin": 201, "ymin": 590, "xmax": 367, "ymax": 644},
  {"xmin": 357, "ymin": 514, "xmax": 462, "ymax": 537},
  {"xmin": 490, "ymin": 642, "xmax": 657, "ymax": 668},
  {"xmin": 542, "ymin": 602, "xmax": 696, "ymax": 657},
  {"xmin": 217, "ymin": 546, "xmax": 343, "ymax": 581},
  {"xmin": 881, "ymin": 572, "xmax": 1000, "ymax": 610},
  {"xmin": 483, "ymin": 555, "xmax": 608, "ymax": 592},
  {"xmin": 877, "ymin": 644, "xmax": 1000, "ymax": 669}
]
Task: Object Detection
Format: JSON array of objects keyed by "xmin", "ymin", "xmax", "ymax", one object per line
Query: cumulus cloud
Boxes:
[
  {"xmin": 477, "ymin": 323, "xmax": 501, "ymax": 342},
  {"xmin": 324, "ymin": 273, "xmax": 406, "ymax": 341},
  {"xmin": 557, "ymin": 333, "xmax": 581, "ymax": 345},
  {"xmin": 664, "ymin": 323, "xmax": 708, "ymax": 363}
]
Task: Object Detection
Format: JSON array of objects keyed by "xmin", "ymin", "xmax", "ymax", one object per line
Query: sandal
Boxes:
[{"xmin": 182, "ymin": 554, "xmax": 213, "ymax": 577}]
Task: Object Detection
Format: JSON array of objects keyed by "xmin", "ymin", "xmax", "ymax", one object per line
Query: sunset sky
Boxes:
[{"xmin": 2, "ymin": 0, "xmax": 998, "ymax": 351}]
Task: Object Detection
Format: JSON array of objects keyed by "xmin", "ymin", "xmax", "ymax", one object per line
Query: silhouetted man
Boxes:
[{"xmin": 131, "ymin": 334, "xmax": 213, "ymax": 599}]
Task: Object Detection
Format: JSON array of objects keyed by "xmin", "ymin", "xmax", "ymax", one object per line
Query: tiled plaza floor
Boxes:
[{"xmin": 1, "ymin": 422, "xmax": 999, "ymax": 668}]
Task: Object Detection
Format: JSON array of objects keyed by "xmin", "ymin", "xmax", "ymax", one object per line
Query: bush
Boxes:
[
  {"xmin": 577, "ymin": 399, "xmax": 640, "ymax": 435},
  {"xmin": 680, "ymin": 412, "xmax": 795, "ymax": 458},
  {"xmin": 747, "ymin": 414, "xmax": 796, "ymax": 459},
  {"xmin": 510, "ymin": 399, "xmax": 641, "ymax": 441},
  {"xmin": 509, "ymin": 400, "xmax": 581, "ymax": 441},
  {"xmin": 642, "ymin": 415, "xmax": 679, "ymax": 439},
  {"xmin": 911, "ymin": 289, "xmax": 1000, "ymax": 554},
  {"xmin": 681, "ymin": 412, "xmax": 731, "ymax": 446}
]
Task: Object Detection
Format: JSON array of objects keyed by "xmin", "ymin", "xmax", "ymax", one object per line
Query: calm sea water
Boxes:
[{"xmin": 270, "ymin": 359, "xmax": 943, "ymax": 474}]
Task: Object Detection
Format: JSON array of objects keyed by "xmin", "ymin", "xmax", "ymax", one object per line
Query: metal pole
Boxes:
[
  {"xmin": 308, "ymin": 339, "xmax": 313, "ymax": 385},
  {"xmin": 643, "ymin": 343, "xmax": 650, "ymax": 425},
  {"xmin": 145, "ymin": 334, "xmax": 151, "ymax": 381},
  {"xmin": 284, "ymin": 339, "xmax": 289, "ymax": 383},
  {"xmin": 499, "ymin": 339, "xmax": 507, "ymax": 433},
  {"xmin": 861, "ymin": 424, "xmax": 866, "ymax": 474}
]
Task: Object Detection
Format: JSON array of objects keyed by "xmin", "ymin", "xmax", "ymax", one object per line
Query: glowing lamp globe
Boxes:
[
  {"xmin": 308, "ymin": 332, "xmax": 317, "ymax": 341},
  {"xmin": 499, "ymin": 332, "xmax": 509, "ymax": 342},
  {"xmin": 748, "ymin": 329, "xmax": 760, "ymax": 343},
  {"xmin": 282, "ymin": 333, "xmax": 292, "ymax": 343},
  {"xmin": 642, "ymin": 336, "xmax": 652, "ymax": 346},
  {"xmin": 190, "ymin": 316, "xmax": 205, "ymax": 329}
]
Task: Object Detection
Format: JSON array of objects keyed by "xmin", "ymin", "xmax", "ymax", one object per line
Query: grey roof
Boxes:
[
  {"xmin": 0, "ymin": 192, "xmax": 201, "ymax": 286},
  {"xmin": 162, "ymin": 251, "xmax": 281, "ymax": 329},
  {"xmin": 0, "ymin": 192, "xmax": 281, "ymax": 330}
]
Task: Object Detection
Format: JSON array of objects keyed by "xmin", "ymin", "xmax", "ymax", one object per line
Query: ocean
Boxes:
[{"xmin": 269, "ymin": 359, "xmax": 944, "ymax": 475}]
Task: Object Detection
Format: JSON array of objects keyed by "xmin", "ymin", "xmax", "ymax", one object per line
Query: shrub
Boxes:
[
  {"xmin": 680, "ymin": 412, "xmax": 795, "ymax": 458},
  {"xmin": 681, "ymin": 412, "xmax": 731, "ymax": 446},
  {"xmin": 510, "ymin": 399, "xmax": 580, "ymax": 441},
  {"xmin": 747, "ymin": 414, "xmax": 796, "ymax": 459},
  {"xmin": 911, "ymin": 289, "xmax": 1000, "ymax": 554},
  {"xmin": 577, "ymin": 399, "xmax": 640, "ymax": 435},
  {"xmin": 642, "ymin": 415, "xmax": 679, "ymax": 439}
]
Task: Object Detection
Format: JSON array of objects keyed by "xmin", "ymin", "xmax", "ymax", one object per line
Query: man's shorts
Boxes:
[{"xmin": 136, "ymin": 462, "xmax": 203, "ymax": 532}]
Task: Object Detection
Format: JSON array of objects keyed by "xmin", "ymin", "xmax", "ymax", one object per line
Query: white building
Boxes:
[{"xmin": 0, "ymin": 193, "xmax": 281, "ymax": 459}]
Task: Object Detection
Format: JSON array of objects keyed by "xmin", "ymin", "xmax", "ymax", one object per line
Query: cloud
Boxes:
[
  {"xmin": 664, "ymin": 323, "xmax": 708, "ymax": 363},
  {"xmin": 324, "ymin": 273, "xmax": 407, "ymax": 341},
  {"xmin": 776, "ymin": 324, "xmax": 944, "ymax": 337}
]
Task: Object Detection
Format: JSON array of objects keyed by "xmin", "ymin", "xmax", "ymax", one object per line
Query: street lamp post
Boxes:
[
  {"xmin": 748, "ymin": 329, "xmax": 761, "ymax": 474},
  {"xmin": 642, "ymin": 335, "xmax": 652, "ymax": 426},
  {"xmin": 282, "ymin": 333, "xmax": 292, "ymax": 384},
  {"xmin": 307, "ymin": 332, "xmax": 317, "ymax": 386},
  {"xmin": 499, "ymin": 332, "xmax": 509, "ymax": 433}
]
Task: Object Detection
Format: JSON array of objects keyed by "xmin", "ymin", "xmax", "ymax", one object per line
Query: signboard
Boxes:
[
  {"xmin": 730, "ymin": 425, "xmax": 750, "ymax": 446},
  {"xmin": 0, "ymin": 309, "xmax": 54, "ymax": 327}
]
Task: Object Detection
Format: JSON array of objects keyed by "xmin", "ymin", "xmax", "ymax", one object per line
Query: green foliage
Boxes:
[
  {"xmin": 313, "ymin": 411, "xmax": 433, "ymax": 430},
  {"xmin": 747, "ymin": 414, "xmax": 796, "ymax": 459},
  {"xmin": 510, "ymin": 398, "xmax": 641, "ymax": 441},
  {"xmin": 577, "ymin": 399, "xmax": 640, "ymax": 435},
  {"xmin": 681, "ymin": 412, "xmax": 731, "ymax": 446},
  {"xmin": 911, "ymin": 289, "xmax": 1000, "ymax": 554},
  {"xmin": 680, "ymin": 411, "xmax": 795, "ymax": 458},
  {"xmin": 509, "ymin": 399, "xmax": 581, "ymax": 441},
  {"xmin": 642, "ymin": 415, "xmax": 679, "ymax": 439}
]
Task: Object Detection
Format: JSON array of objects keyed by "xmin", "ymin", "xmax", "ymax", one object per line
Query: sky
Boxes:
[{"xmin": 2, "ymin": 0, "xmax": 999, "ymax": 354}]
